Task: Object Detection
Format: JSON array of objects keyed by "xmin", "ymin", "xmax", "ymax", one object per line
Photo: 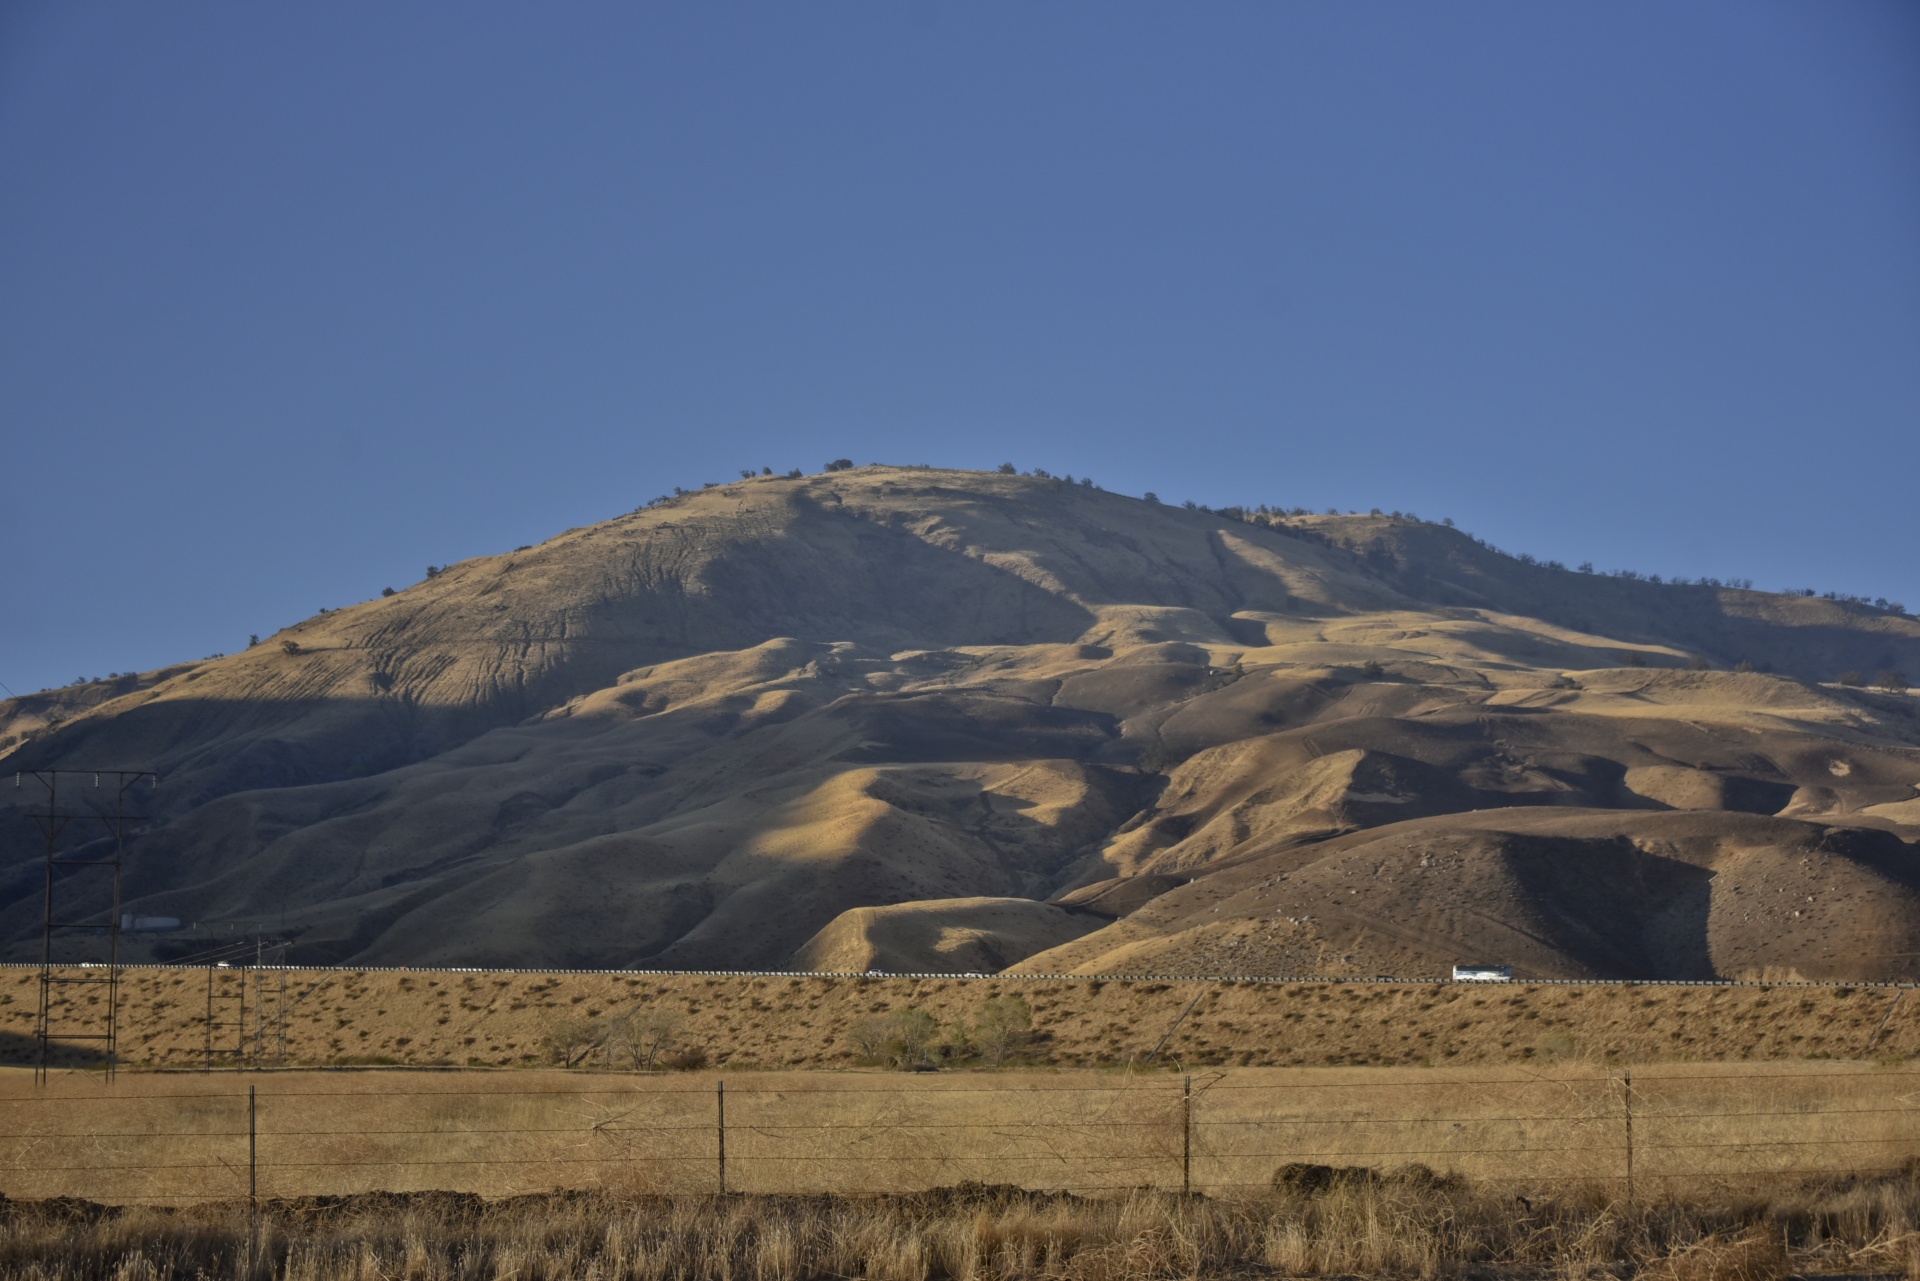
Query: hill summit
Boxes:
[{"xmin": 5, "ymin": 465, "xmax": 1920, "ymax": 980}]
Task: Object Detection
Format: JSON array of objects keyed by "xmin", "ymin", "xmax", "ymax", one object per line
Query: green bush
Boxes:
[
  {"xmin": 848, "ymin": 1009, "xmax": 941, "ymax": 1068},
  {"xmin": 972, "ymin": 996, "xmax": 1035, "ymax": 1066}
]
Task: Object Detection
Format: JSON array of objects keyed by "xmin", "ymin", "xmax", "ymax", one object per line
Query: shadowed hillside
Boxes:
[{"xmin": 3, "ymin": 465, "xmax": 1918, "ymax": 978}]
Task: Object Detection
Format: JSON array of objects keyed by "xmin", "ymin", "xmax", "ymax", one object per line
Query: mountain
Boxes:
[{"xmin": 4, "ymin": 465, "xmax": 1919, "ymax": 979}]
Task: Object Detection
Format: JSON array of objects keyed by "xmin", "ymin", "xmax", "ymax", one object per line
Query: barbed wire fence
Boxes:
[{"xmin": 4, "ymin": 1066, "xmax": 1917, "ymax": 1212}]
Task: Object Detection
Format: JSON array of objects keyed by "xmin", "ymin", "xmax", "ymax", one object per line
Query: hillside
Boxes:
[
  {"xmin": 3, "ymin": 465, "xmax": 1918, "ymax": 978},
  {"xmin": 9, "ymin": 967, "xmax": 1920, "ymax": 1070}
]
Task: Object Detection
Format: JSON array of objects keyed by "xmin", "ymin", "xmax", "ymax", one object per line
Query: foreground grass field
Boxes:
[
  {"xmin": 10, "ymin": 1169, "xmax": 1920, "ymax": 1280},
  {"xmin": 7, "ymin": 967, "xmax": 1919, "ymax": 1070}
]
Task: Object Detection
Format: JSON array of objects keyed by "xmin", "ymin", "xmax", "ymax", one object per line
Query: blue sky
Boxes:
[{"xmin": 2, "ymin": 2, "xmax": 1915, "ymax": 695}]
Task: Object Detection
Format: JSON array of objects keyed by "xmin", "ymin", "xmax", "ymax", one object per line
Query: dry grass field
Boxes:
[
  {"xmin": 8, "ymin": 1064, "xmax": 1920, "ymax": 1279},
  {"xmin": 7, "ymin": 967, "xmax": 1919, "ymax": 1072},
  {"xmin": 2, "ymin": 1059, "xmax": 1916, "ymax": 1206}
]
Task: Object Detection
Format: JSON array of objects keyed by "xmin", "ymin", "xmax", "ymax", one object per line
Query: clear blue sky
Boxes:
[{"xmin": 2, "ymin": 2, "xmax": 1915, "ymax": 696}]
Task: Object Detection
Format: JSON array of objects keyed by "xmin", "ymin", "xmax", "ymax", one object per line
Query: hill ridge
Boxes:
[{"xmin": 3, "ymin": 465, "xmax": 1917, "ymax": 981}]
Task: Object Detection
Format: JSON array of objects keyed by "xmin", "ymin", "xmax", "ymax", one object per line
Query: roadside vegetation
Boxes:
[{"xmin": 10, "ymin": 1164, "xmax": 1920, "ymax": 1280}]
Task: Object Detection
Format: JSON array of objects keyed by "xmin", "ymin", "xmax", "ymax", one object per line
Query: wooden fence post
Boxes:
[
  {"xmin": 248, "ymin": 1084, "xmax": 259, "ymax": 1276},
  {"xmin": 1622, "ymin": 1067, "xmax": 1635, "ymax": 1205},
  {"xmin": 1182, "ymin": 1075, "xmax": 1192, "ymax": 1196}
]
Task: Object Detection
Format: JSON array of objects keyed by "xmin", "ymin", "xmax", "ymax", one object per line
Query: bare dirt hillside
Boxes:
[{"xmin": 3, "ymin": 466, "xmax": 1918, "ymax": 977}]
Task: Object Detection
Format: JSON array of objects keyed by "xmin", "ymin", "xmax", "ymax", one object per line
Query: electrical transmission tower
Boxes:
[
  {"xmin": 17, "ymin": 769, "xmax": 156, "ymax": 1083},
  {"xmin": 205, "ymin": 961, "xmax": 247, "ymax": 1071},
  {"xmin": 198, "ymin": 935, "xmax": 293, "ymax": 1070}
]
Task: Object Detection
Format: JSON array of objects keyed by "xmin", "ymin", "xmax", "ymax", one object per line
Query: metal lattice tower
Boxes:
[
  {"xmin": 198, "ymin": 935, "xmax": 292, "ymax": 1070},
  {"xmin": 205, "ymin": 961, "xmax": 247, "ymax": 1070},
  {"xmin": 19, "ymin": 769, "xmax": 156, "ymax": 1083}
]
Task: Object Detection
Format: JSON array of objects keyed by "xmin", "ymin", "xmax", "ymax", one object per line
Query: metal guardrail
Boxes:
[{"xmin": 0, "ymin": 961, "xmax": 1909, "ymax": 989}]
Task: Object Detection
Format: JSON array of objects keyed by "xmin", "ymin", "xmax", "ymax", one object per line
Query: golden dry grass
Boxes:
[
  {"xmin": 8, "ymin": 968, "xmax": 1920, "ymax": 1072},
  {"xmin": 3, "ymin": 1061, "xmax": 1918, "ymax": 1208},
  {"xmin": 12, "ymin": 1168, "xmax": 1920, "ymax": 1280}
]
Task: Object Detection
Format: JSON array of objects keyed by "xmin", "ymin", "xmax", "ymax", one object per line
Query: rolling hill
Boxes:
[{"xmin": 4, "ymin": 465, "xmax": 1918, "ymax": 979}]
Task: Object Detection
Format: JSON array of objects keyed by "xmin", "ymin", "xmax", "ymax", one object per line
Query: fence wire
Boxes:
[{"xmin": 1, "ymin": 1066, "xmax": 1916, "ymax": 1206}]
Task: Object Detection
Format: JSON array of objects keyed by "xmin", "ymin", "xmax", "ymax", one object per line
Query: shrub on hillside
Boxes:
[
  {"xmin": 1136, "ymin": 741, "xmax": 1179, "ymax": 774},
  {"xmin": 605, "ymin": 1008, "xmax": 684, "ymax": 1071},
  {"xmin": 540, "ymin": 1015, "xmax": 607, "ymax": 1068},
  {"xmin": 848, "ymin": 1009, "xmax": 941, "ymax": 1068},
  {"xmin": 971, "ymin": 995, "xmax": 1035, "ymax": 1066}
]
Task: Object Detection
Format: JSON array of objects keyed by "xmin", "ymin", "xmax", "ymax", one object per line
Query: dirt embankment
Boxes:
[{"xmin": 6, "ymin": 967, "xmax": 1916, "ymax": 1070}]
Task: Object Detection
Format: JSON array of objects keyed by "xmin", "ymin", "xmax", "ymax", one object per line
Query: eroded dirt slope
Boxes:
[{"xmin": 3, "ymin": 467, "xmax": 1918, "ymax": 976}]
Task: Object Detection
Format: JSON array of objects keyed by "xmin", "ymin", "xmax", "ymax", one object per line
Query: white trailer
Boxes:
[{"xmin": 1451, "ymin": 965, "xmax": 1512, "ymax": 982}]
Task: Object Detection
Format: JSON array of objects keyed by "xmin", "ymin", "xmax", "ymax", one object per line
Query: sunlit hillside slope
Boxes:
[{"xmin": 4, "ymin": 465, "xmax": 1918, "ymax": 978}]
